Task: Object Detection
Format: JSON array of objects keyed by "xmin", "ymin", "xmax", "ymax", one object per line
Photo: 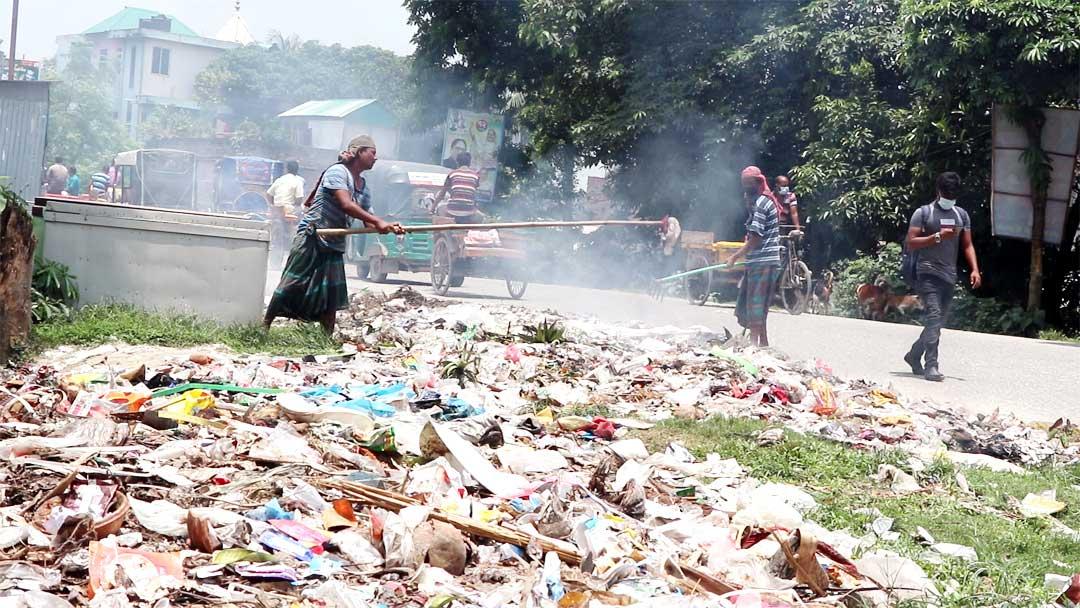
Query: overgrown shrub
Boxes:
[
  {"xmin": 31, "ymin": 259, "xmax": 79, "ymax": 323},
  {"xmin": 950, "ymin": 290, "xmax": 1045, "ymax": 337}
]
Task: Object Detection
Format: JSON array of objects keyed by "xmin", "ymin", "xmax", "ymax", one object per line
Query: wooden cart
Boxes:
[
  {"xmin": 429, "ymin": 216, "xmax": 529, "ymax": 299},
  {"xmin": 680, "ymin": 231, "xmax": 744, "ymax": 305}
]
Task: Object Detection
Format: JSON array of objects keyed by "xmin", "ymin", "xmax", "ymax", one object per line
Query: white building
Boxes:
[
  {"xmin": 278, "ymin": 99, "xmax": 401, "ymax": 159},
  {"xmin": 56, "ymin": 7, "xmax": 242, "ymax": 139}
]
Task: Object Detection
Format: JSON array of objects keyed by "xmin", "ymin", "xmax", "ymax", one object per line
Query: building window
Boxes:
[
  {"xmin": 151, "ymin": 47, "xmax": 170, "ymax": 75},
  {"xmin": 126, "ymin": 102, "xmax": 133, "ymax": 124},
  {"xmin": 98, "ymin": 48, "xmax": 108, "ymax": 67},
  {"xmin": 128, "ymin": 48, "xmax": 137, "ymax": 88}
]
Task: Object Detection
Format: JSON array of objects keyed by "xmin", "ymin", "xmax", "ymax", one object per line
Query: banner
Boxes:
[
  {"xmin": 14, "ymin": 59, "xmax": 41, "ymax": 81},
  {"xmin": 990, "ymin": 106, "xmax": 1080, "ymax": 246},
  {"xmin": 442, "ymin": 109, "xmax": 505, "ymax": 202}
]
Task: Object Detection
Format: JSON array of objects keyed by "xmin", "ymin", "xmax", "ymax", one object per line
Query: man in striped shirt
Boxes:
[
  {"xmin": 726, "ymin": 166, "xmax": 782, "ymax": 347},
  {"xmin": 434, "ymin": 152, "xmax": 483, "ymax": 222}
]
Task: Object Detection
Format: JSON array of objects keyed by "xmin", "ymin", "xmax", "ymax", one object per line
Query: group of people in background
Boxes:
[
  {"xmin": 727, "ymin": 166, "xmax": 980, "ymax": 383},
  {"xmin": 43, "ymin": 157, "xmax": 116, "ymax": 199}
]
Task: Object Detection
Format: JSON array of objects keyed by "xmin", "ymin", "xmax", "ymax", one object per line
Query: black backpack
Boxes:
[{"xmin": 900, "ymin": 204, "xmax": 930, "ymax": 288}]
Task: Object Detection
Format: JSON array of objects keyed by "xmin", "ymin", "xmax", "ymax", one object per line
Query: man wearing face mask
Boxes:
[
  {"xmin": 903, "ymin": 171, "xmax": 981, "ymax": 382},
  {"xmin": 774, "ymin": 175, "xmax": 800, "ymax": 231}
]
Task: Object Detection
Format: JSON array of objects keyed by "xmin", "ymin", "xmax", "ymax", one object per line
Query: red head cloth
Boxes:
[{"xmin": 741, "ymin": 165, "xmax": 779, "ymax": 209}]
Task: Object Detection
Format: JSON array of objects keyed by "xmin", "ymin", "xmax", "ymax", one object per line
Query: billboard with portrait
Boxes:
[{"xmin": 442, "ymin": 109, "xmax": 505, "ymax": 203}]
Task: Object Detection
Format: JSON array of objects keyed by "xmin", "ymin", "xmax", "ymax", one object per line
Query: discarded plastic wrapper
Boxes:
[
  {"xmin": 41, "ymin": 481, "xmax": 118, "ymax": 534},
  {"xmin": 0, "ymin": 562, "xmax": 62, "ymax": 592},
  {"xmin": 249, "ymin": 422, "xmax": 323, "ymax": 465},
  {"xmin": 259, "ymin": 529, "xmax": 316, "ymax": 561},
  {"xmin": 155, "ymin": 389, "xmax": 215, "ymax": 423},
  {"xmin": 211, "ymin": 548, "xmax": 275, "ymax": 565},
  {"xmin": 383, "ymin": 505, "xmax": 431, "ymax": 569},
  {"xmin": 88, "ymin": 538, "xmax": 184, "ymax": 601},
  {"xmin": 1021, "ymin": 490, "xmax": 1067, "ymax": 517},
  {"xmin": 331, "ymin": 528, "xmax": 384, "ymax": 567},
  {"xmin": 270, "ymin": 518, "xmax": 330, "ymax": 547},
  {"xmin": 152, "ymin": 382, "xmax": 284, "ymax": 398},
  {"xmin": 247, "ymin": 497, "xmax": 296, "ymax": 522},
  {"xmin": 234, "ymin": 563, "xmax": 300, "ymax": 581},
  {"xmin": 710, "ymin": 347, "xmax": 759, "ymax": 375},
  {"xmin": 809, "ymin": 379, "xmax": 837, "ymax": 416},
  {"xmin": 496, "ymin": 444, "xmax": 569, "ymax": 475},
  {"xmin": 276, "ymin": 392, "xmax": 376, "ymax": 434},
  {"xmin": 359, "ymin": 426, "xmax": 397, "ymax": 453},
  {"xmin": 127, "ymin": 498, "xmax": 188, "ymax": 537},
  {"xmin": 303, "ymin": 580, "xmax": 377, "ymax": 608}
]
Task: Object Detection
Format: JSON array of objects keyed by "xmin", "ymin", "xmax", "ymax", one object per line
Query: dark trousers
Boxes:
[{"xmin": 909, "ymin": 275, "xmax": 954, "ymax": 368}]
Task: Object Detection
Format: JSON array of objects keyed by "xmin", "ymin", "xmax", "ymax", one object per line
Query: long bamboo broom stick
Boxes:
[{"xmin": 317, "ymin": 219, "xmax": 664, "ymax": 237}]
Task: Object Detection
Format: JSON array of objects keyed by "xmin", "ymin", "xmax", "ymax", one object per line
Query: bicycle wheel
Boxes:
[
  {"xmin": 781, "ymin": 261, "xmax": 812, "ymax": 315},
  {"xmin": 684, "ymin": 254, "xmax": 712, "ymax": 306},
  {"xmin": 430, "ymin": 238, "xmax": 453, "ymax": 296}
]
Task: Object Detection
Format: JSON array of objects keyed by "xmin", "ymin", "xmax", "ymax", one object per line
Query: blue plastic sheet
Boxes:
[{"xmin": 437, "ymin": 397, "xmax": 485, "ymax": 421}]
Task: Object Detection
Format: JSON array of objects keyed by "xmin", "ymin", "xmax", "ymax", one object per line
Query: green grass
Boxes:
[
  {"xmin": 637, "ymin": 417, "xmax": 1080, "ymax": 607},
  {"xmin": 1039, "ymin": 328, "xmax": 1080, "ymax": 344},
  {"xmin": 31, "ymin": 304, "xmax": 340, "ymax": 356},
  {"xmin": 559, "ymin": 403, "xmax": 616, "ymax": 418}
]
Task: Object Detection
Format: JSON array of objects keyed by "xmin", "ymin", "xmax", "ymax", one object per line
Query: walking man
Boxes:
[
  {"xmin": 264, "ymin": 136, "xmax": 403, "ymax": 335},
  {"xmin": 903, "ymin": 172, "xmax": 981, "ymax": 382},
  {"xmin": 44, "ymin": 158, "xmax": 68, "ymax": 195},
  {"xmin": 266, "ymin": 160, "xmax": 306, "ymax": 267},
  {"xmin": 727, "ymin": 166, "xmax": 783, "ymax": 347}
]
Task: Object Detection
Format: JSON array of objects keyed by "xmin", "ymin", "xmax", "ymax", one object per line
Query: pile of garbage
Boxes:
[{"xmin": 0, "ymin": 287, "xmax": 1074, "ymax": 607}]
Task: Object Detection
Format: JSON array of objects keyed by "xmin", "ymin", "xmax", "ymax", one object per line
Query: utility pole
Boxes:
[{"xmin": 7, "ymin": 0, "xmax": 18, "ymax": 81}]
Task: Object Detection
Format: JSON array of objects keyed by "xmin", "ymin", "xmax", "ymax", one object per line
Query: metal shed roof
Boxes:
[
  {"xmin": 278, "ymin": 99, "xmax": 380, "ymax": 119},
  {"xmin": 83, "ymin": 7, "xmax": 200, "ymax": 37}
]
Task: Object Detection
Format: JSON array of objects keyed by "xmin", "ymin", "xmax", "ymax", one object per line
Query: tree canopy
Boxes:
[
  {"xmin": 195, "ymin": 41, "xmax": 414, "ymax": 141},
  {"xmin": 44, "ymin": 43, "xmax": 135, "ymax": 177},
  {"xmin": 407, "ymin": 0, "xmax": 1080, "ymax": 315}
]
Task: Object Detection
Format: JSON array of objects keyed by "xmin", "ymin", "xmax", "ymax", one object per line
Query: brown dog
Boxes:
[
  {"xmin": 810, "ymin": 270, "xmax": 834, "ymax": 314},
  {"xmin": 856, "ymin": 280, "xmax": 922, "ymax": 320}
]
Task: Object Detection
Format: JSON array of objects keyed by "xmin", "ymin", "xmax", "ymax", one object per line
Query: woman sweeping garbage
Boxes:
[{"xmin": 264, "ymin": 135, "xmax": 404, "ymax": 334}]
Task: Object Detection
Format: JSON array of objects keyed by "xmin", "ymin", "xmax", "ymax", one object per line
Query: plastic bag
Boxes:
[
  {"xmin": 127, "ymin": 498, "xmax": 188, "ymax": 537},
  {"xmin": 382, "ymin": 506, "xmax": 430, "ymax": 569}
]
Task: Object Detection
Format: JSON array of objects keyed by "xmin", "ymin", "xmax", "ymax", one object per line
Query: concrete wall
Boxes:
[
  {"xmin": 343, "ymin": 119, "xmax": 399, "ymax": 159},
  {"xmin": 309, "ymin": 119, "xmax": 345, "ymax": 151}
]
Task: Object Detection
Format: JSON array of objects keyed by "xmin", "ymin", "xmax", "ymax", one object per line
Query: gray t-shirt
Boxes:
[{"xmin": 909, "ymin": 202, "xmax": 970, "ymax": 284}]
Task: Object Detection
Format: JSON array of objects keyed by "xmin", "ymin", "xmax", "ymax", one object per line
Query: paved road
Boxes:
[{"xmin": 267, "ymin": 268, "xmax": 1080, "ymax": 422}]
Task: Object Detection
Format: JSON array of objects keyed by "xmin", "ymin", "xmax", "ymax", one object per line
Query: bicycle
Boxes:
[{"xmin": 776, "ymin": 227, "xmax": 813, "ymax": 315}]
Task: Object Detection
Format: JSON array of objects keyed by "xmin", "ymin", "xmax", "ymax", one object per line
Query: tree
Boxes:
[
  {"xmin": 139, "ymin": 106, "xmax": 213, "ymax": 145},
  {"xmin": 0, "ymin": 188, "xmax": 35, "ymax": 364},
  {"xmin": 900, "ymin": 0, "xmax": 1080, "ymax": 312},
  {"xmin": 406, "ymin": 0, "xmax": 1080, "ymax": 321},
  {"xmin": 45, "ymin": 43, "xmax": 134, "ymax": 175},
  {"xmin": 195, "ymin": 42, "xmax": 414, "ymax": 142}
]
